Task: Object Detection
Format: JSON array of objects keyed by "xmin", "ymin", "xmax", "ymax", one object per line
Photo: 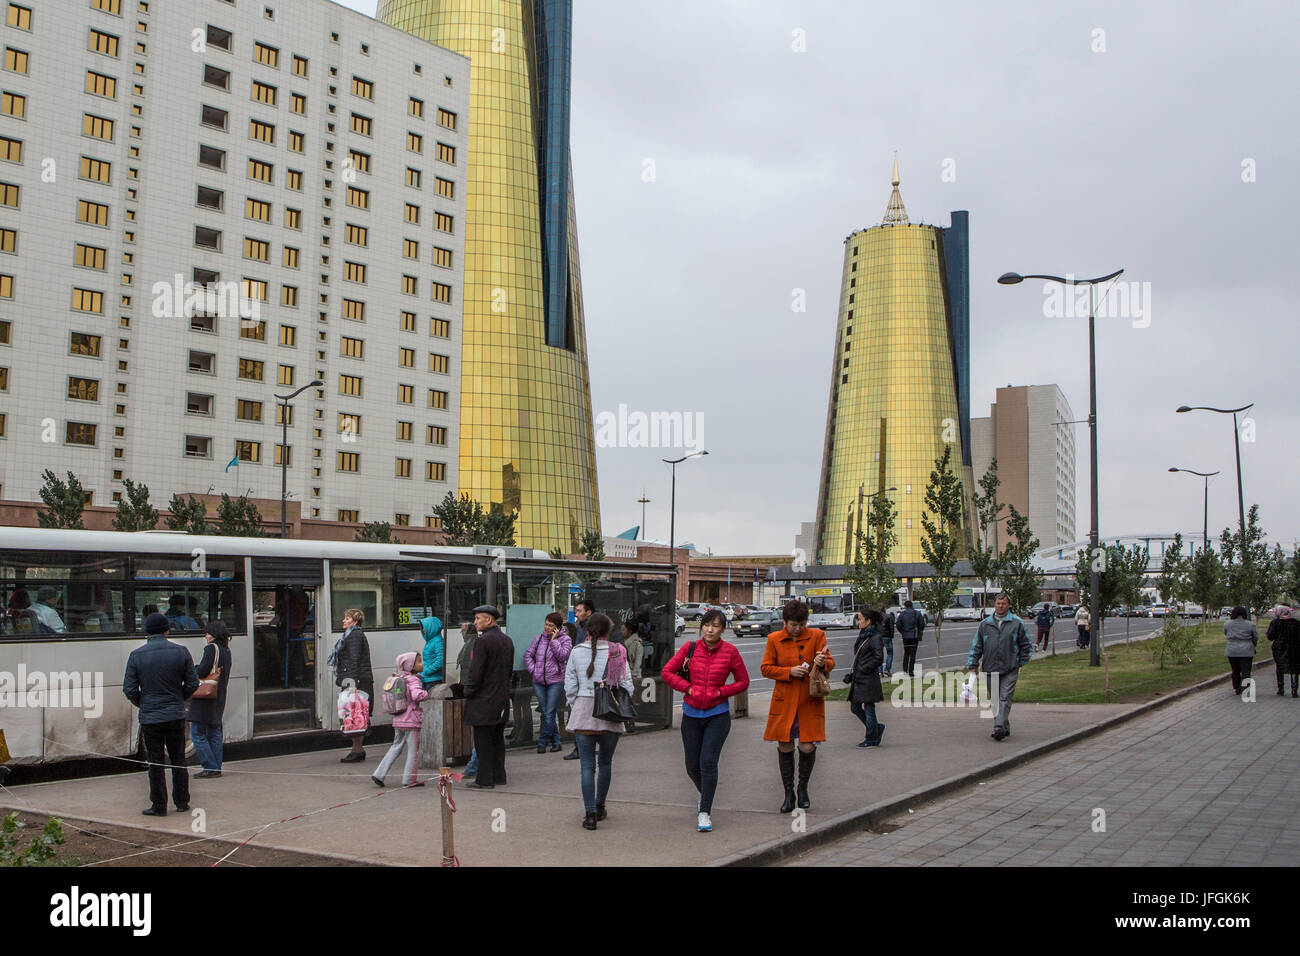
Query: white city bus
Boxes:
[{"xmin": 0, "ymin": 528, "xmax": 557, "ymax": 766}]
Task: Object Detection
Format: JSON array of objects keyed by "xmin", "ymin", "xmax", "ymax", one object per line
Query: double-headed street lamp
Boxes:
[
  {"xmin": 1168, "ymin": 467, "xmax": 1219, "ymax": 553},
  {"xmin": 999, "ymin": 268, "xmax": 1124, "ymax": 668},
  {"xmin": 275, "ymin": 379, "xmax": 324, "ymax": 538},
  {"xmin": 1175, "ymin": 404, "xmax": 1252, "ymax": 544},
  {"xmin": 664, "ymin": 450, "xmax": 708, "ymax": 615}
]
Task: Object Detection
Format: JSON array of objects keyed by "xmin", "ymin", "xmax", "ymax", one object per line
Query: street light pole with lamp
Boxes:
[
  {"xmin": 275, "ymin": 379, "xmax": 324, "ymax": 538},
  {"xmin": 998, "ymin": 268, "xmax": 1124, "ymax": 668},
  {"xmin": 1168, "ymin": 467, "xmax": 1220, "ymax": 553},
  {"xmin": 1175, "ymin": 404, "xmax": 1252, "ymax": 545},
  {"xmin": 664, "ymin": 450, "xmax": 708, "ymax": 619},
  {"xmin": 858, "ymin": 484, "xmax": 897, "ymax": 557}
]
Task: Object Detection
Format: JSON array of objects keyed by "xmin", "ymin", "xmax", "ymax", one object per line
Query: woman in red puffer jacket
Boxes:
[{"xmin": 662, "ymin": 608, "xmax": 750, "ymax": 833}]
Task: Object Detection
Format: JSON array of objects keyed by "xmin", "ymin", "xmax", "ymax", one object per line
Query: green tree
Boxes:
[
  {"xmin": 579, "ymin": 530, "xmax": 606, "ymax": 562},
  {"xmin": 111, "ymin": 478, "xmax": 159, "ymax": 532},
  {"xmin": 1075, "ymin": 541, "xmax": 1132, "ymax": 644},
  {"xmin": 354, "ymin": 521, "xmax": 395, "ymax": 543},
  {"xmin": 35, "ymin": 470, "xmax": 86, "ymax": 529},
  {"xmin": 845, "ymin": 492, "xmax": 900, "ymax": 612},
  {"xmin": 1155, "ymin": 533, "xmax": 1189, "ymax": 604},
  {"xmin": 166, "ymin": 494, "xmax": 211, "ymax": 535},
  {"xmin": 481, "ymin": 503, "xmax": 517, "ymax": 546},
  {"xmin": 216, "ymin": 493, "xmax": 266, "ymax": 537},
  {"xmin": 430, "ymin": 492, "xmax": 516, "ymax": 546},
  {"xmin": 1186, "ymin": 545, "xmax": 1225, "ymax": 638},
  {"xmin": 1116, "ymin": 544, "xmax": 1151, "ymax": 646},
  {"xmin": 1149, "ymin": 614, "xmax": 1196, "ymax": 669},
  {"xmin": 968, "ymin": 459, "xmax": 1005, "ymax": 595},
  {"xmin": 1220, "ymin": 505, "xmax": 1269, "ymax": 614},
  {"xmin": 915, "ymin": 445, "xmax": 964, "ymax": 671},
  {"xmin": 999, "ymin": 505, "xmax": 1044, "ymax": 616},
  {"xmin": 1285, "ymin": 552, "xmax": 1300, "ymax": 606}
]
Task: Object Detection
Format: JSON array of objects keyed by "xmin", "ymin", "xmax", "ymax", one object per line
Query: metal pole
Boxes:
[
  {"xmin": 1088, "ymin": 283, "xmax": 1101, "ymax": 667},
  {"xmin": 1232, "ymin": 411, "xmax": 1246, "ymax": 543},
  {"xmin": 1202, "ymin": 474, "xmax": 1208, "ymax": 554},
  {"xmin": 280, "ymin": 401, "xmax": 288, "ymax": 538},
  {"xmin": 669, "ymin": 462, "xmax": 677, "ymax": 602}
]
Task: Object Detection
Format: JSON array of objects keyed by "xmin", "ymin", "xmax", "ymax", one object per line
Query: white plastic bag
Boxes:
[{"xmin": 960, "ymin": 672, "xmax": 978, "ymax": 704}]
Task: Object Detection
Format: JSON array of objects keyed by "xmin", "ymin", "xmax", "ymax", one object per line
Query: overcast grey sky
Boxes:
[{"xmin": 341, "ymin": 0, "xmax": 1299, "ymax": 555}]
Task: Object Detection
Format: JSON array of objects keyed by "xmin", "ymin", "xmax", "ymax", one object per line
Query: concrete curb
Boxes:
[{"xmin": 707, "ymin": 664, "xmax": 1260, "ymax": 867}]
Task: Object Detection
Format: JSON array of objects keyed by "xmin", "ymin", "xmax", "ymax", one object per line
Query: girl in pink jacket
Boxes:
[{"xmin": 372, "ymin": 651, "xmax": 430, "ymax": 788}]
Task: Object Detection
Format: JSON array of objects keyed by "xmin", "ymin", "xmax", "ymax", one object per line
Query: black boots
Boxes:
[
  {"xmin": 582, "ymin": 812, "xmax": 598, "ymax": 830},
  {"xmin": 797, "ymin": 748, "xmax": 816, "ymax": 809},
  {"xmin": 778, "ymin": 749, "xmax": 796, "ymax": 813}
]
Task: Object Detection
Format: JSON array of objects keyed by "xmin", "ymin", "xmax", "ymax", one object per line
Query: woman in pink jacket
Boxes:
[
  {"xmin": 372, "ymin": 651, "xmax": 429, "ymax": 788},
  {"xmin": 662, "ymin": 608, "xmax": 750, "ymax": 832},
  {"xmin": 525, "ymin": 612, "xmax": 573, "ymax": 754}
]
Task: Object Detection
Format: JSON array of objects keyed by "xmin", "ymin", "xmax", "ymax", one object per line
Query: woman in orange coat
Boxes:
[{"xmin": 761, "ymin": 601, "xmax": 834, "ymax": 812}]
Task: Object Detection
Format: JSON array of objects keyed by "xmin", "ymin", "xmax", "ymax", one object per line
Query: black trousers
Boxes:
[
  {"xmin": 1228, "ymin": 657, "xmax": 1253, "ymax": 694},
  {"xmin": 901, "ymin": 641, "xmax": 919, "ymax": 676},
  {"xmin": 472, "ymin": 723, "xmax": 507, "ymax": 786},
  {"xmin": 141, "ymin": 718, "xmax": 189, "ymax": 809}
]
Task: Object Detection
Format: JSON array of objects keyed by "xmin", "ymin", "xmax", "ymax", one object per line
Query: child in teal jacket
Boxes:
[{"xmin": 420, "ymin": 616, "xmax": 445, "ymax": 687}]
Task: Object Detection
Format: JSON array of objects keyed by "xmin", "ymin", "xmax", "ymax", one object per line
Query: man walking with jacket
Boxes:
[
  {"xmin": 966, "ymin": 593, "xmax": 1033, "ymax": 741},
  {"xmin": 1034, "ymin": 605, "xmax": 1055, "ymax": 653},
  {"xmin": 463, "ymin": 604, "xmax": 515, "ymax": 789},
  {"xmin": 123, "ymin": 613, "xmax": 200, "ymax": 815},
  {"xmin": 897, "ymin": 600, "xmax": 925, "ymax": 676}
]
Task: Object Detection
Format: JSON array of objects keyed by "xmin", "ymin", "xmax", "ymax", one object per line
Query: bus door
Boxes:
[{"xmin": 251, "ymin": 558, "xmax": 323, "ymax": 733}]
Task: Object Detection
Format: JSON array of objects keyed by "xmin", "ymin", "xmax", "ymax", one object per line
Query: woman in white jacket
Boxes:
[
  {"xmin": 564, "ymin": 612, "xmax": 635, "ymax": 830},
  {"xmin": 1074, "ymin": 606, "xmax": 1090, "ymax": 649}
]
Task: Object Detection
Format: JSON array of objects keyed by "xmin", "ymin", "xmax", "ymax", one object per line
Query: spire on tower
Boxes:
[{"xmin": 883, "ymin": 153, "xmax": 909, "ymax": 225}]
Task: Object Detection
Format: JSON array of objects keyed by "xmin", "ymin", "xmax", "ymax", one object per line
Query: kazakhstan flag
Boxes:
[{"xmin": 225, "ymin": 456, "xmax": 239, "ymax": 473}]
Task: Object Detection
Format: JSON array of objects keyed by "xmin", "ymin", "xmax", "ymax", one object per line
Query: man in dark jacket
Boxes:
[
  {"xmin": 123, "ymin": 613, "xmax": 199, "ymax": 815},
  {"xmin": 1034, "ymin": 605, "xmax": 1055, "ymax": 652},
  {"xmin": 966, "ymin": 593, "xmax": 1033, "ymax": 741},
  {"xmin": 897, "ymin": 600, "xmax": 925, "ymax": 676},
  {"xmin": 463, "ymin": 605, "xmax": 515, "ymax": 789},
  {"xmin": 879, "ymin": 606, "xmax": 896, "ymax": 677}
]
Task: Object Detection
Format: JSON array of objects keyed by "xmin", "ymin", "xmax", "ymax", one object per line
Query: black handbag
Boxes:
[{"xmin": 592, "ymin": 648, "xmax": 637, "ymax": 723}]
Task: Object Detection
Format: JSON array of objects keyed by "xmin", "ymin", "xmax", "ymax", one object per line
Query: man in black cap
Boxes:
[
  {"xmin": 123, "ymin": 612, "xmax": 199, "ymax": 815},
  {"xmin": 463, "ymin": 605, "xmax": 514, "ymax": 789}
]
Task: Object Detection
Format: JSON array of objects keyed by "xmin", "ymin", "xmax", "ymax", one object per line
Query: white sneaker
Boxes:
[{"xmin": 697, "ymin": 811, "xmax": 712, "ymax": 832}]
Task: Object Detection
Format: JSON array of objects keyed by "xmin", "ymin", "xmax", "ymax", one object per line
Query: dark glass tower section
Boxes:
[
  {"xmin": 533, "ymin": 0, "xmax": 574, "ymax": 349},
  {"xmin": 940, "ymin": 210, "xmax": 971, "ymax": 467}
]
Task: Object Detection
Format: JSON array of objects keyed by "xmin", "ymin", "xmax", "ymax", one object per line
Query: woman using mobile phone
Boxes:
[{"xmin": 760, "ymin": 600, "xmax": 834, "ymax": 812}]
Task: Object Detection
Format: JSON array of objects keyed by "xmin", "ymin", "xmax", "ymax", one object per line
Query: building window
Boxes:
[
  {"xmin": 251, "ymin": 80, "xmax": 276, "ymax": 106},
  {"xmin": 238, "ymin": 357, "xmax": 264, "ymax": 380},
  {"xmin": 428, "ymin": 353, "xmax": 449, "ymax": 374},
  {"xmin": 340, "ymin": 336, "xmax": 363, "ymax": 358},
  {"xmin": 406, "ymin": 131, "xmax": 422, "ymax": 153},
  {"xmin": 235, "ymin": 439, "xmax": 261, "ymax": 463},
  {"xmin": 1, "ymin": 91, "xmax": 24, "ymax": 118},
  {"xmin": 430, "ymin": 318, "xmax": 450, "ymax": 338},
  {"xmin": 248, "ymin": 119, "xmax": 275, "ymax": 144},
  {"xmin": 400, "ymin": 310, "xmax": 416, "ymax": 332},
  {"xmin": 346, "ymin": 186, "xmax": 368, "ymax": 209},
  {"xmin": 396, "ymin": 420, "xmax": 412, "ymax": 442},
  {"xmin": 85, "ymin": 70, "xmax": 117, "ymax": 98},
  {"xmin": 435, "ymin": 141, "xmax": 455, "ymax": 164},
  {"xmin": 431, "ymin": 282, "xmax": 452, "ymax": 304},
  {"xmin": 76, "ymin": 243, "xmax": 108, "ymax": 269},
  {"xmin": 436, "ymin": 108, "xmax": 457, "ymax": 130},
  {"xmin": 281, "ymin": 285, "xmax": 298, "ymax": 307},
  {"xmin": 435, "ymin": 177, "xmax": 454, "ymax": 199},
  {"xmin": 339, "ymin": 373, "xmax": 362, "ymax": 396},
  {"xmin": 398, "ymin": 346, "xmax": 414, "ymax": 368},
  {"xmin": 343, "ymin": 260, "xmax": 366, "ymax": 283},
  {"xmin": 0, "ymin": 134, "xmax": 20, "ymax": 163},
  {"xmin": 279, "ymin": 324, "xmax": 296, "ymax": 347},
  {"xmin": 397, "ymin": 383, "xmax": 413, "ymax": 404},
  {"xmin": 65, "ymin": 422, "xmax": 98, "ymax": 446},
  {"xmin": 241, "ymin": 277, "xmax": 268, "ymax": 301},
  {"xmin": 404, "ymin": 203, "xmax": 419, "ymax": 225},
  {"xmin": 428, "ymin": 389, "xmax": 448, "ymax": 410},
  {"xmin": 337, "ymin": 451, "xmax": 359, "ymax": 472},
  {"xmin": 290, "ymin": 92, "xmax": 306, "ymax": 114},
  {"xmin": 426, "ymin": 425, "xmax": 446, "ymax": 445},
  {"xmin": 408, "ymin": 96, "xmax": 423, "ymax": 118},
  {"xmin": 245, "ymin": 197, "xmax": 272, "ymax": 221},
  {"xmin": 345, "ymin": 223, "xmax": 367, "ymax": 246},
  {"xmin": 196, "ymin": 185, "xmax": 224, "ymax": 210},
  {"xmin": 338, "ymin": 412, "xmax": 361, "ymax": 437},
  {"xmin": 236, "ymin": 399, "xmax": 262, "ymax": 422},
  {"xmin": 347, "ymin": 149, "xmax": 370, "ymax": 174},
  {"xmin": 351, "ymin": 76, "xmax": 372, "ymax": 99},
  {"xmin": 252, "ymin": 42, "xmax": 278, "ymax": 68},
  {"xmin": 434, "ymin": 211, "xmax": 453, "ymax": 234},
  {"xmin": 243, "ymin": 237, "xmax": 270, "ymax": 261},
  {"xmin": 201, "ymin": 104, "xmax": 228, "ymax": 129},
  {"xmin": 403, "ymin": 238, "xmax": 418, "ymax": 259},
  {"xmin": 287, "ymin": 130, "xmax": 303, "ymax": 152},
  {"xmin": 6, "ymin": 4, "xmax": 32, "ymax": 30},
  {"xmin": 405, "ymin": 167, "xmax": 421, "ymax": 188},
  {"xmin": 424, "ymin": 461, "xmax": 445, "ymax": 481},
  {"xmin": 185, "ymin": 435, "xmax": 212, "ymax": 459},
  {"xmin": 67, "ymin": 376, "xmax": 100, "ymax": 402},
  {"xmin": 401, "ymin": 274, "xmax": 417, "ymax": 295},
  {"xmin": 72, "ymin": 288, "xmax": 104, "ymax": 313},
  {"xmin": 205, "ymin": 24, "xmax": 232, "ymax": 52},
  {"xmin": 425, "ymin": 516, "xmax": 442, "ymax": 530},
  {"xmin": 197, "ymin": 144, "xmax": 225, "ymax": 170},
  {"xmin": 89, "ymin": 29, "xmax": 120, "ymax": 57},
  {"xmin": 393, "ymin": 458, "xmax": 411, "ymax": 479},
  {"xmin": 79, "ymin": 157, "xmax": 112, "ymax": 184},
  {"xmin": 342, "ymin": 298, "xmax": 364, "ymax": 321},
  {"xmin": 350, "ymin": 113, "xmax": 371, "ymax": 136},
  {"xmin": 283, "ymin": 246, "xmax": 299, "ymax": 268},
  {"xmin": 277, "ymin": 364, "xmax": 294, "ymax": 386},
  {"xmin": 284, "ymin": 207, "xmax": 301, "ymax": 229},
  {"xmin": 292, "ymin": 54, "xmax": 307, "ymax": 77},
  {"xmin": 70, "ymin": 332, "xmax": 102, "ymax": 356}
]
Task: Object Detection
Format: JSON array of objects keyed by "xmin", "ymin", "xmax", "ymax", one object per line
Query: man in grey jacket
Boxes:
[
  {"xmin": 965, "ymin": 593, "xmax": 1033, "ymax": 741},
  {"xmin": 124, "ymin": 613, "xmax": 200, "ymax": 815}
]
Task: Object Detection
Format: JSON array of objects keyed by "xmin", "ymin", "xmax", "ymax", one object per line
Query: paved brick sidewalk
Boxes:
[{"xmin": 785, "ymin": 677, "xmax": 1300, "ymax": 866}]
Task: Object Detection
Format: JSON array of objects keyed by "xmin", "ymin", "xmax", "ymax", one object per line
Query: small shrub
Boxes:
[
  {"xmin": 1150, "ymin": 616, "xmax": 1197, "ymax": 669},
  {"xmin": 0, "ymin": 812, "xmax": 66, "ymax": 866}
]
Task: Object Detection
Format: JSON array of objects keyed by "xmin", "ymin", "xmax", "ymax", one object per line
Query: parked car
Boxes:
[
  {"xmin": 733, "ymin": 609, "xmax": 781, "ymax": 638},
  {"xmin": 676, "ymin": 602, "xmax": 710, "ymax": 622},
  {"xmin": 1148, "ymin": 603, "xmax": 1173, "ymax": 618},
  {"xmin": 675, "ymin": 614, "xmax": 685, "ymax": 636},
  {"xmin": 1179, "ymin": 602, "xmax": 1205, "ymax": 619},
  {"xmin": 1055, "ymin": 604, "xmax": 1076, "ymax": 618}
]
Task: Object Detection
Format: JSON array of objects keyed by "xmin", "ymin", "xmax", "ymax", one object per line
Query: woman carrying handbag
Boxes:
[
  {"xmin": 188, "ymin": 621, "xmax": 232, "ymax": 778},
  {"xmin": 760, "ymin": 601, "xmax": 834, "ymax": 812},
  {"xmin": 563, "ymin": 613, "xmax": 633, "ymax": 830},
  {"xmin": 844, "ymin": 610, "xmax": 885, "ymax": 747}
]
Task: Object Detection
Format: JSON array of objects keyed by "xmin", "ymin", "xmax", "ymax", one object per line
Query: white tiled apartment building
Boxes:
[{"xmin": 0, "ymin": 0, "xmax": 469, "ymax": 530}]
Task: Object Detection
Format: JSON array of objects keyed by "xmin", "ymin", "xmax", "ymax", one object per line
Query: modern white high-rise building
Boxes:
[
  {"xmin": 0, "ymin": 0, "xmax": 469, "ymax": 530},
  {"xmin": 970, "ymin": 384, "xmax": 1077, "ymax": 548}
]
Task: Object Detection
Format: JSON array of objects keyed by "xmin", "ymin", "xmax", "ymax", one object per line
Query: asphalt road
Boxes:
[{"xmin": 672, "ymin": 616, "xmax": 1170, "ymax": 694}]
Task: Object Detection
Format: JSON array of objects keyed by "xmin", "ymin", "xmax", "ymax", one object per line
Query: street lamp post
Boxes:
[
  {"xmin": 860, "ymin": 485, "xmax": 897, "ymax": 557},
  {"xmin": 664, "ymin": 450, "xmax": 708, "ymax": 621},
  {"xmin": 1168, "ymin": 467, "xmax": 1219, "ymax": 553},
  {"xmin": 999, "ymin": 268, "xmax": 1123, "ymax": 667},
  {"xmin": 1175, "ymin": 404, "xmax": 1252, "ymax": 545},
  {"xmin": 275, "ymin": 379, "xmax": 324, "ymax": 538}
]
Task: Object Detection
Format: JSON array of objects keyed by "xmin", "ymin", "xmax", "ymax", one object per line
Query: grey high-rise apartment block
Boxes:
[
  {"xmin": 970, "ymin": 384, "xmax": 1078, "ymax": 548},
  {"xmin": 0, "ymin": 0, "xmax": 469, "ymax": 530}
]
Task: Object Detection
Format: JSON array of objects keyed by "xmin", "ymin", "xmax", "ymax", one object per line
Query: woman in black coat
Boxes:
[
  {"xmin": 1267, "ymin": 606, "xmax": 1300, "ymax": 697},
  {"xmin": 334, "ymin": 608, "xmax": 374, "ymax": 762},
  {"xmin": 189, "ymin": 621, "xmax": 232, "ymax": 778},
  {"xmin": 848, "ymin": 609, "xmax": 885, "ymax": 748}
]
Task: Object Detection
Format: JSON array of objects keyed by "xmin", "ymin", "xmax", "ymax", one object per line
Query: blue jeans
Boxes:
[
  {"xmin": 532, "ymin": 681, "xmax": 565, "ymax": 747},
  {"xmin": 190, "ymin": 721, "xmax": 223, "ymax": 771},
  {"xmin": 464, "ymin": 747, "xmax": 478, "ymax": 776},
  {"xmin": 880, "ymin": 639, "xmax": 894, "ymax": 674},
  {"xmin": 575, "ymin": 732, "xmax": 619, "ymax": 813},
  {"xmin": 849, "ymin": 700, "xmax": 880, "ymax": 743},
  {"xmin": 681, "ymin": 711, "xmax": 731, "ymax": 814}
]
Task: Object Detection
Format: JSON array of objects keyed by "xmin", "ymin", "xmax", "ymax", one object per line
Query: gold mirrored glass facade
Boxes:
[
  {"xmin": 379, "ymin": 0, "xmax": 600, "ymax": 553},
  {"xmin": 813, "ymin": 165, "xmax": 975, "ymax": 565}
]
